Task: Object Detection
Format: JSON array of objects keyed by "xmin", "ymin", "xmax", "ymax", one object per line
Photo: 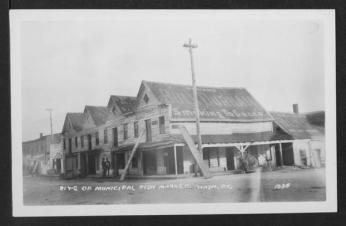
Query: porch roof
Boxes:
[
  {"xmin": 171, "ymin": 131, "xmax": 293, "ymax": 145},
  {"xmin": 112, "ymin": 131, "xmax": 293, "ymax": 152}
]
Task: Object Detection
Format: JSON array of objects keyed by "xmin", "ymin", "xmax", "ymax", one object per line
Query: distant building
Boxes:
[
  {"xmin": 61, "ymin": 80, "xmax": 325, "ymax": 178},
  {"xmin": 22, "ymin": 133, "xmax": 63, "ymax": 175}
]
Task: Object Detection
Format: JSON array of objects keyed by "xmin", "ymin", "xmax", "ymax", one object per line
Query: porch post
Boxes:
[
  {"xmin": 85, "ymin": 152, "xmax": 89, "ymax": 175},
  {"xmin": 279, "ymin": 142, "xmax": 283, "ymax": 166},
  {"xmin": 174, "ymin": 145, "xmax": 178, "ymax": 175}
]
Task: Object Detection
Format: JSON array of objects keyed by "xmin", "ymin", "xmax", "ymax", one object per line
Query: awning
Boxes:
[
  {"xmin": 112, "ymin": 141, "xmax": 175, "ymax": 152},
  {"xmin": 170, "ymin": 131, "xmax": 293, "ymax": 145}
]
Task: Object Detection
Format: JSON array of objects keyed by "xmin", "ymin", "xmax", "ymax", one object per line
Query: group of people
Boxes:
[{"xmin": 102, "ymin": 157, "xmax": 111, "ymax": 177}]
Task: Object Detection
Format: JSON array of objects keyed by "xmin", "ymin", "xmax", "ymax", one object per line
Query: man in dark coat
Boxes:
[
  {"xmin": 105, "ymin": 158, "xmax": 111, "ymax": 177},
  {"xmin": 102, "ymin": 158, "xmax": 106, "ymax": 177}
]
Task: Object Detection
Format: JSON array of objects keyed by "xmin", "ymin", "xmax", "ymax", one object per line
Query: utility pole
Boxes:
[
  {"xmin": 46, "ymin": 108, "xmax": 53, "ymax": 162},
  {"xmin": 183, "ymin": 38, "xmax": 203, "ymax": 169}
]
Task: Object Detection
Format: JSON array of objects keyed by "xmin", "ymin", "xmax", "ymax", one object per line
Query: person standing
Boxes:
[
  {"xmin": 102, "ymin": 158, "xmax": 106, "ymax": 178},
  {"xmin": 105, "ymin": 158, "xmax": 111, "ymax": 177}
]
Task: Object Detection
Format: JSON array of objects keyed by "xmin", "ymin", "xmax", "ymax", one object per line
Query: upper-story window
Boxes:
[
  {"xmin": 75, "ymin": 137, "xmax": 78, "ymax": 148},
  {"xmin": 145, "ymin": 119, "xmax": 152, "ymax": 142},
  {"xmin": 123, "ymin": 124, "xmax": 128, "ymax": 140},
  {"xmin": 63, "ymin": 138, "xmax": 66, "ymax": 150},
  {"xmin": 81, "ymin": 135, "xmax": 84, "ymax": 148},
  {"xmin": 113, "ymin": 127, "xmax": 118, "ymax": 147},
  {"xmin": 104, "ymin": 128, "xmax": 108, "ymax": 144},
  {"xmin": 95, "ymin": 132, "xmax": 99, "ymax": 145},
  {"xmin": 159, "ymin": 116, "xmax": 165, "ymax": 134},
  {"xmin": 134, "ymin": 121, "xmax": 139, "ymax": 138},
  {"xmin": 88, "ymin": 134, "xmax": 92, "ymax": 150},
  {"xmin": 68, "ymin": 138, "xmax": 72, "ymax": 154}
]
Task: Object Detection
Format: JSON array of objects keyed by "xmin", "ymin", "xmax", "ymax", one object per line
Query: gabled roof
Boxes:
[
  {"xmin": 142, "ymin": 80, "xmax": 273, "ymax": 122},
  {"xmin": 64, "ymin": 112, "xmax": 89, "ymax": 132},
  {"xmin": 84, "ymin": 106, "xmax": 114, "ymax": 126},
  {"xmin": 270, "ymin": 112, "xmax": 323, "ymax": 139},
  {"xmin": 107, "ymin": 95, "xmax": 137, "ymax": 114}
]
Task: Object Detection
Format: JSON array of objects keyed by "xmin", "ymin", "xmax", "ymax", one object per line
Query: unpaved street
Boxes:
[{"xmin": 23, "ymin": 168, "xmax": 325, "ymax": 205}]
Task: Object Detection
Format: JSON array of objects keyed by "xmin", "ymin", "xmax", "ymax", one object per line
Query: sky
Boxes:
[{"xmin": 17, "ymin": 11, "xmax": 325, "ymax": 141}]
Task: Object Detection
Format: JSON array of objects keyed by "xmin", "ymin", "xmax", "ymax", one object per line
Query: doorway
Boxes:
[
  {"xmin": 275, "ymin": 144, "xmax": 282, "ymax": 166},
  {"xmin": 176, "ymin": 146, "xmax": 184, "ymax": 174},
  {"xmin": 143, "ymin": 151, "xmax": 157, "ymax": 175},
  {"xmin": 226, "ymin": 147, "xmax": 235, "ymax": 170},
  {"xmin": 163, "ymin": 149, "xmax": 175, "ymax": 174},
  {"xmin": 282, "ymin": 143, "xmax": 294, "ymax": 166},
  {"xmin": 88, "ymin": 152, "xmax": 96, "ymax": 174}
]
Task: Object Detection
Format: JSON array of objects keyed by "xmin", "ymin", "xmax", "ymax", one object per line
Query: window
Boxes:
[
  {"xmin": 75, "ymin": 137, "xmax": 78, "ymax": 148},
  {"xmin": 143, "ymin": 94, "xmax": 149, "ymax": 104},
  {"xmin": 123, "ymin": 124, "xmax": 128, "ymax": 140},
  {"xmin": 159, "ymin": 116, "xmax": 165, "ymax": 134},
  {"xmin": 104, "ymin": 128, "xmax": 108, "ymax": 144},
  {"xmin": 88, "ymin": 134, "xmax": 92, "ymax": 150},
  {"xmin": 113, "ymin": 128, "xmax": 118, "ymax": 147},
  {"xmin": 63, "ymin": 138, "xmax": 66, "ymax": 150},
  {"xmin": 134, "ymin": 121, "xmax": 139, "ymax": 138},
  {"xmin": 145, "ymin": 119, "xmax": 152, "ymax": 142},
  {"xmin": 132, "ymin": 156, "xmax": 138, "ymax": 168},
  {"xmin": 68, "ymin": 138, "xmax": 72, "ymax": 154},
  {"xmin": 95, "ymin": 132, "xmax": 99, "ymax": 145},
  {"xmin": 81, "ymin": 135, "xmax": 84, "ymax": 148}
]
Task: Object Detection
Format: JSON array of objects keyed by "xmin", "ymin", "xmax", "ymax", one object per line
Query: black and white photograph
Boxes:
[{"xmin": 10, "ymin": 10, "xmax": 336, "ymax": 216}]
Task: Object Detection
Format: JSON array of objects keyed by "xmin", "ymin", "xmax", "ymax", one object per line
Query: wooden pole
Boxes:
[
  {"xmin": 174, "ymin": 145, "xmax": 178, "ymax": 175},
  {"xmin": 183, "ymin": 39, "xmax": 202, "ymax": 153},
  {"xmin": 184, "ymin": 39, "xmax": 202, "ymax": 176},
  {"xmin": 120, "ymin": 130, "xmax": 145, "ymax": 181}
]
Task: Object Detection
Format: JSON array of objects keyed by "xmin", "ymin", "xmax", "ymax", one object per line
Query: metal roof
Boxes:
[{"xmin": 143, "ymin": 81, "xmax": 273, "ymax": 122}]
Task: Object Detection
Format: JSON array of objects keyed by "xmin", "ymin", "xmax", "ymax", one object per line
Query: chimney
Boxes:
[
  {"xmin": 293, "ymin": 104, "xmax": 299, "ymax": 114},
  {"xmin": 40, "ymin": 133, "xmax": 43, "ymax": 138}
]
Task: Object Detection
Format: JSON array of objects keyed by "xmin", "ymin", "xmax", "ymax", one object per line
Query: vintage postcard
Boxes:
[{"xmin": 10, "ymin": 10, "xmax": 336, "ymax": 216}]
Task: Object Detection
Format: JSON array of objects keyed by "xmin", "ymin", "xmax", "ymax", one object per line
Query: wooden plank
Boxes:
[
  {"xmin": 120, "ymin": 129, "xmax": 145, "ymax": 181},
  {"xmin": 178, "ymin": 126, "xmax": 211, "ymax": 178}
]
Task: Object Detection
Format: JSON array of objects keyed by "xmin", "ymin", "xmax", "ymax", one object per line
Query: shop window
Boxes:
[
  {"xmin": 299, "ymin": 149, "xmax": 307, "ymax": 166},
  {"xmin": 159, "ymin": 116, "xmax": 165, "ymax": 134}
]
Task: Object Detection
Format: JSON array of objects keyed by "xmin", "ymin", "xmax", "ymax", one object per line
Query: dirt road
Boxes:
[{"xmin": 23, "ymin": 167, "xmax": 325, "ymax": 205}]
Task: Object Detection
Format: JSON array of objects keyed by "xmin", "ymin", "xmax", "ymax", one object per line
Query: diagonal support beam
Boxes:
[
  {"xmin": 178, "ymin": 125, "xmax": 211, "ymax": 178},
  {"xmin": 120, "ymin": 129, "xmax": 145, "ymax": 181}
]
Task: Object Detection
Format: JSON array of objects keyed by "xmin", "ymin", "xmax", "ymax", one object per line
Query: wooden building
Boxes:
[
  {"xmin": 22, "ymin": 133, "xmax": 63, "ymax": 175},
  {"xmin": 61, "ymin": 80, "xmax": 325, "ymax": 178}
]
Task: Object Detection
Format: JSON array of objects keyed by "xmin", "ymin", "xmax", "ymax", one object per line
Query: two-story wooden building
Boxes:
[{"xmin": 61, "ymin": 80, "xmax": 325, "ymax": 178}]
